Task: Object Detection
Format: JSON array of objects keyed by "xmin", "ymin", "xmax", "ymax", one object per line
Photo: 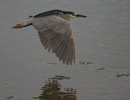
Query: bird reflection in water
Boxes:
[{"xmin": 33, "ymin": 75, "xmax": 77, "ymax": 100}]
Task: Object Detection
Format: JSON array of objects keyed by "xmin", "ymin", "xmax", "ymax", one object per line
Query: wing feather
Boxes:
[{"xmin": 32, "ymin": 15, "xmax": 75, "ymax": 65}]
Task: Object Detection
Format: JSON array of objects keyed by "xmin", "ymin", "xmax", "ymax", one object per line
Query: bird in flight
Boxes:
[{"xmin": 12, "ymin": 9, "xmax": 87, "ymax": 65}]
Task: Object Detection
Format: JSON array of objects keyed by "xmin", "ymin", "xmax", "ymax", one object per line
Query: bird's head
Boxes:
[
  {"xmin": 59, "ymin": 10, "xmax": 87, "ymax": 20},
  {"xmin": 34, "ymin": 9, "xmax": 87, "ymax": 20}
]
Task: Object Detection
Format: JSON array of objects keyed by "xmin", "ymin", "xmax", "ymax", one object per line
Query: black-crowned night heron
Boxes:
[{"xmin": 12, "ymin": 9, "xmax": 86, "ymax": 65}]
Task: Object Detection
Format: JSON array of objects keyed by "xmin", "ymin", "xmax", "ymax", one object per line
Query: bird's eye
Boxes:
[
  {"xmin": 72, "ymin": 13, "xmax": 76, "ymax": 16},
  {"xmin": 29, "ymin": 15, "xmax": 33, "ymax": 17}
]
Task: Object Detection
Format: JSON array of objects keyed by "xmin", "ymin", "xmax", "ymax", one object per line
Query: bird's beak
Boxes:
[{"xmin": 75, "ymin": 14, "xmax": 87, "ymax": 18}]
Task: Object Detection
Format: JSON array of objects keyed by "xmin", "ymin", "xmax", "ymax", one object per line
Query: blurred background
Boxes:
[{"xmin": 0, "ymin": 0, "xmax": 130, "ymax": 100}]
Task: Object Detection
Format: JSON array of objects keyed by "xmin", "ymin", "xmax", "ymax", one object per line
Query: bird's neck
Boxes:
[{"xmin": 59, "ymin": 14, "xmax": 71, "ymax": 21}]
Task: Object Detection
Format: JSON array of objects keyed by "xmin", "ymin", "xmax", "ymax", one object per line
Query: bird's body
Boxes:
[{"xmin": 12, "ymin": 9, "xmax": 86, "ymax": 65}]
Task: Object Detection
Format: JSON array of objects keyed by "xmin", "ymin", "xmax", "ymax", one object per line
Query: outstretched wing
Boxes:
[{"xmin": 32, "ymin": 15, "xmax": 75, "ymax": 65}]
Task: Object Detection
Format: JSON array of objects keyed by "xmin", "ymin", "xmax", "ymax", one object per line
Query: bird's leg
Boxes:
[
  {"xmin": 12, "ymin": 23, "xmax": 32, "ymax": 29},
  {"xmin": 12, "ymin": 23, "xmax": 25, "ymax": 29},
  {"xmin": 12, "ymin": 17, "xmax": 32, "ymax": 29}
]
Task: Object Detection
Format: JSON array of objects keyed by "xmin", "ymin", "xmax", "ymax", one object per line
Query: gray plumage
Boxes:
[
  {"xmin": 32, "ymin": 15, "xmax": 75, "ymax": 65},
  {"xmin": 12, "ymin": 9, "xmax": 86, "ymax": 65}
]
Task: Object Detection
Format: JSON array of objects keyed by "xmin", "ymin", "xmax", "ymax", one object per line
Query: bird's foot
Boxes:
[{"xmin": 12, "ymin": 23, "xmax": 24, "ymax": 29}]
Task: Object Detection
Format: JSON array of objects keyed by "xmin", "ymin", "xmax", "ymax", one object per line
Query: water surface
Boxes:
[{"xmin": 0, "ymin": 0, "xmax": 130, "ymax": 100}]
